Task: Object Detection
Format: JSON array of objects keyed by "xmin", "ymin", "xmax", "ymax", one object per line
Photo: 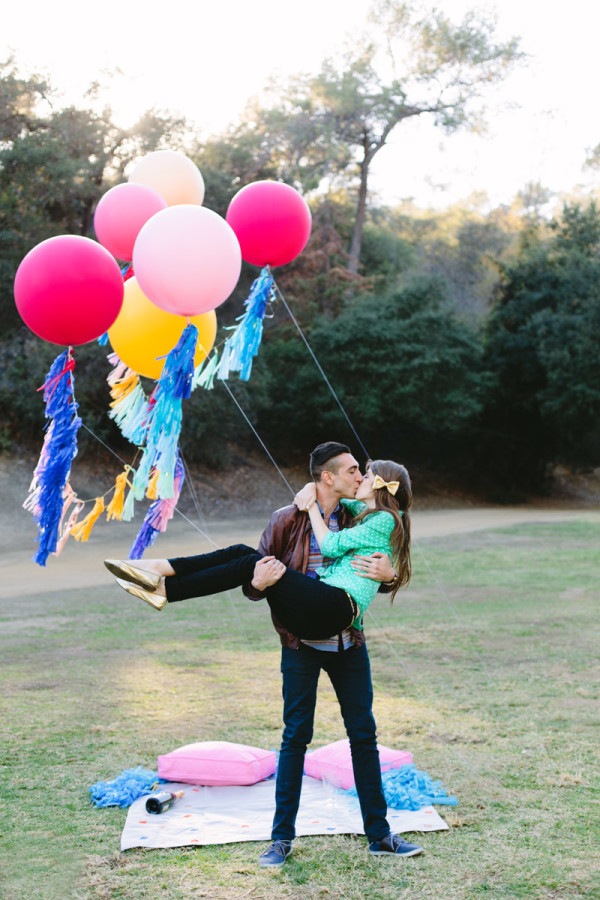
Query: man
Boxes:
[{"xmin": 244, "ymin": 441, "xmax": 424, "ymax": 866}]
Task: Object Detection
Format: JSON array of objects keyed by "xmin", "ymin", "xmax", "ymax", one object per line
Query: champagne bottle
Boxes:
[{"xmin": 145, "ymin": 790, "xmax": 185, "ymax": 814}]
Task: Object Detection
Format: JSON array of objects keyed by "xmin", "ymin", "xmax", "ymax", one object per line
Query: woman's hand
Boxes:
[
  {"xmin": 294, "ymin": 482, "xmax": 317, "ymax": 511},
  {"xmin": 351, "ymin": 551, "xmax": 397, "ymax": 583},
  {"xmin": 250, "ymin": 556, "xmax": 286, "ymax": 591}
]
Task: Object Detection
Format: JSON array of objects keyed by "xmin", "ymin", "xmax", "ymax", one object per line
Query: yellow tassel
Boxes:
[
  {"xmin": 71, "ymin": 497, "xmax": 105, "ymax": 542},
  {"xmin": 109, "ymin": 372, "xmax": 139, "ymax": 408},
  {"xmin": 106, "ymin": 469, "xmax": 130, "ymax": 521},
  {"xmin": 146, "ymin": 468, "xmax": 160, "ymax": 500}
]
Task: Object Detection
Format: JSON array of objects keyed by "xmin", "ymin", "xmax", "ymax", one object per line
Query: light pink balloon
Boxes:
[
  {"xmin": 93, "ymin": 183, "xmax": 167, "ymax": 262},
  {"xmin": 133, "ymin": 205, "xmax": 242, "ymax": 316}
]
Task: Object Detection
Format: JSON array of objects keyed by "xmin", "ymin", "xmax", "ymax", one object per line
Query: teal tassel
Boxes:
[
  {"xmin": 132, "ymin": 323, "xmax": 198, "ymax": 499},
  {"xmin": 122, "ymin": 487, "xmax": 136, "ymax": 522},
  {"xmin": 217, "ymin": 267, "xmax": 275, "ymax": 382},
  {"xmin": 192, "ymin": 349, "xmax": 220, "ymax": 391}
]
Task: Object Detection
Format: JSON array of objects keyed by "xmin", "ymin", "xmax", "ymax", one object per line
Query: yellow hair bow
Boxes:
[{"xmin": 372, "ymin": 474, "xmax": 399, "ymax": 496}]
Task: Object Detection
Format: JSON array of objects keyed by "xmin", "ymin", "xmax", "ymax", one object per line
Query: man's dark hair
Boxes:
[{"xmin": 309, "ymin": 442, "xmax": 352, "ymax": 480}]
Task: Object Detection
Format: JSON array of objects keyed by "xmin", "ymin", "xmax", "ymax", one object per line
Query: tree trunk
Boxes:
[{"xmin": 348, "ymin": 149, "xmax": 370, "ymax": 275}]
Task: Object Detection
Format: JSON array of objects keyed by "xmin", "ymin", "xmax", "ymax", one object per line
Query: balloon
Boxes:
[
  {"xmin": 133, "ymin": 205, "xmax": 241, "ymax": 317},
  {"xmin": 108, "ymin": 277, "xmax": 217, "ymax": 380},
  {"xmin": 226, "ymin": 181, "xmax": 312, "ymax": 267},
  {"xmin": 14, "ymin": 235, "xmax": 124, "ymax": 346},
  {"xmin": 93, "ymin": 183, "xmax": 167, "ymax": 262},
  {"xmin": 128, "ymin": 150, "xmax": 205, "ymax": 207}
]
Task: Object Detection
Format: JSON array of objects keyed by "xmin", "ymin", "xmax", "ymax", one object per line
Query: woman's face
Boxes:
[{"xmin": 355, "ymin": 469, "xmax": 375, "ymax": 502}]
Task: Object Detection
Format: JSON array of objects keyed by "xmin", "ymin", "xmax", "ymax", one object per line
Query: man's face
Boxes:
[{"xmin": 326, "ymin": 453, "xmax": 363, "ymax": 499}]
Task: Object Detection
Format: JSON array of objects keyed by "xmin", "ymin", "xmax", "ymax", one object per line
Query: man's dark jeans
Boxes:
[{"xmin": 272, "ymin": 642, "xmax": 390, "ymax": 842}]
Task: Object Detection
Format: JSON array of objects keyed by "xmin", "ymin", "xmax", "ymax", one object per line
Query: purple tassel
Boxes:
[
  {"xmin": 129, "ymin": 456, "xmax": 185, "ymax": 559},
  {"xmin": 24, "ymin": 350, "xmax": 82, "ymax": 566}
]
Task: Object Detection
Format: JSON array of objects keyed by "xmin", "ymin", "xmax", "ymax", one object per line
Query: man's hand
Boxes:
[
  {"xmin": 250, "ymin": 556, "xmax": 286, "ymax": 591},
  {"xmin": 294, "ymin": 482, "xmax": 317, "ymax": 511},
  {"xmin": 351, "ymin": 551, "xmax": 396, "ymax": 583}
]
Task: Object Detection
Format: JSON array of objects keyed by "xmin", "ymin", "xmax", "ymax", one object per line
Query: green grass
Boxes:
[{"xmin": 1, "ymin": 520, "xmax": 600, "ymax": 899}]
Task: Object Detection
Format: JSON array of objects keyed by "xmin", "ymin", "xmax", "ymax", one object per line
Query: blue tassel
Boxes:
[
  {"xmin": 129, "ymin": 456, "xmax": 185, "ymax": 558},
  {"xmin": 344, "ymin": 764, "xmax": 458, "ymax": 811},
  {"xmin": 89, "ymin": 766, "xmax": 162, "ymax": 808},
  {"xmin": 217, "ymin": 267, "xmax": 275, "ymax": 382},
  {"xmin": 97, "ymin": 331, "xmax": 109, "ymax": 346},
  {"xmin": 24, "ymin": 350, "xmax": 82, "ymax": 566},
  {"xmin": 133, "ymin": 325, "xmax": 197, "ymax": 499}
]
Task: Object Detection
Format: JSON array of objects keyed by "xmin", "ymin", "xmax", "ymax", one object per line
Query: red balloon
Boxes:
[
  {"xmin": 14, "ymin": 235, "xmax": 124, "ymax": 346},
  {"xmin": 93, "ymin": 182, "xmax": 167, "ymax": 262},
  {"xmin": 226, "ymin": 181, "xmax": 312, "ymax": 267}
]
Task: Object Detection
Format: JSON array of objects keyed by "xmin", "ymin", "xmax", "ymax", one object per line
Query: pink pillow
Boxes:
[
  {"xmin": 304, "ymin": 739, "xmax": 413, "ymax": 790},
  {"xmin": 157, "ymin": 741, "xmax": 277, "ymax": 786}
]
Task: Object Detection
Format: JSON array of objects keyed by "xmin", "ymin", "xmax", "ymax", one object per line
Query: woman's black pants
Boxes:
[{"xmin": 166, "ymin": 544, "xmax": 357, "ymax": 640}]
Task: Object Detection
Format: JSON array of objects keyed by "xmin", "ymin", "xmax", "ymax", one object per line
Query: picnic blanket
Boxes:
[{"xmin": 120, "ymin": 774, "xmax": 448, "ymax": 850}]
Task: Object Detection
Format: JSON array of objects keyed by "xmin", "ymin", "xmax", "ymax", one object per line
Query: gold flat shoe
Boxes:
[
  {"xmin": 115, "ymin": 577, "xmax": 167, "ymax": 611},
  {"xmin": 104, "ymin": 559, "xmax": 162, "ymax": 591}
]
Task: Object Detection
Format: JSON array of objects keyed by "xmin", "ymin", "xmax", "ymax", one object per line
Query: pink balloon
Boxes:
[
  {"xmin": 14, "ymin": 235, "xmax": 124, "ymax": 346},
  {"xmin": 133, "ymin": 205, "xmax": 242, "ymax": 317},
  {"xmin": 93, "ymin": 183, "xmax": 167, "ymax": 261},
  {"xmin": 226, "ymin": 181, "xmax": 312, "ymax": 267}
]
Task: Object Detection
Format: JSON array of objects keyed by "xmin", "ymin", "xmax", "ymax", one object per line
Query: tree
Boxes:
[
  {"xmin": 0, "ymin": 62, "xmax": 187, "ymax": 335},
  {"xmin": 481, "ymin": 201, "xmax": 600, "ymax": 493},
  {"xmin": 232, "ymin": 4, "xmax": 521, "ymax": 275},
  {"xmin": 255, "ymin": 275, "xmax": 487, "ymax": 466}
]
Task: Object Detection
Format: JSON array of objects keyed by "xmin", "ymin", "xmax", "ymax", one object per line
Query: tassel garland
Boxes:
[
  {"xmin": 192, "ymin": 349, "xmax": 220, "ymax": 391},
  {"xmin": 132, "ymin": 323, "xmax": 198, "ymax": 500},
  {"xmin": 129, "ymin": 455, "xmax": 185, "ymax": 558},
  {"xmin": 105, "ymin": 468, "xmax": 131, "ymax": 522},
  {"xmin": 53, "ymin": 483, "xmax": 85, "ymax": 557},
  {"xmin": 24, "ymin": 349, "xmax": 82, "ymax": 566},
  {"xmin": 216, "ymin": 267, "xmax": 275, "ymax": 382},
  {"xmin": 71, "ymin": 496, "xmax": 105, "ymax": 542}
]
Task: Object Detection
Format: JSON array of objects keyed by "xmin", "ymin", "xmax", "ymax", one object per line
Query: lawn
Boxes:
[{"xmin": 1, "ymin": 519, "xmax": 599, "ymax": 899}]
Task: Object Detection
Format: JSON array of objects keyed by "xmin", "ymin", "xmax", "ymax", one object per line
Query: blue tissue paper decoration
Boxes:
[
  {"xmin": 133, "ymin": 322, "xmax": 198, "ymax": 499},
  {"xmin": 89, "ymin": 767, "xmax": 162, "ymax": 808},
  {"xmin": 24, "ymin": 349, "xmax": 82, "ymax": 566},
  {"xmin": 345, "ymin": 764, "xmax": 458, "ymax": 811},
  {"xmin": 216, "ymin": 267, "xmax": 275, "ymax": 382}
]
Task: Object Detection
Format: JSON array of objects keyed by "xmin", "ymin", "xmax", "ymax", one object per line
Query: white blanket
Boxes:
[{"xmin": 121, "ymin": 776, "xmax": 448, "ymax": 850}]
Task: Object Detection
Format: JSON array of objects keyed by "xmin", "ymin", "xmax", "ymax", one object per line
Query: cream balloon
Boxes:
[{"xmin": 128, "ymin": 150, "xmax": 205, "ymax": 207}]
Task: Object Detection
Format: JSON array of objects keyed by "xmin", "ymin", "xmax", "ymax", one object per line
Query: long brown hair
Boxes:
[{"xmin": 353, "ymin": 459, "xmax": 412, "ymax": 600}]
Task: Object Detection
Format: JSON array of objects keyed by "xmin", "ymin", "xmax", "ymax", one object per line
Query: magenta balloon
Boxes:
[
  {"xmin": 226, "ymin": 181, "xmax": 312, "ymax": 267},
  {"xmin": 14, "ymin": 235, "xmax": 124, "ymax": 346},
  {"xmin": 94, "ymin": 183, "xmax": 167, "ymax": 262},
  {"xmin": 133, "ymin": 205, "xmax": 242, "ymax": 316}
]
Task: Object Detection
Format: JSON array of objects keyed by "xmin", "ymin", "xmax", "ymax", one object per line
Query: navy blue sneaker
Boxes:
[
  {"xmin": 258, "ymin": 839, "xmax": 293, "ymax": 867},
  {"xmin": 369, "ymin": 833, "xmax": 424, "ymax": 857}
]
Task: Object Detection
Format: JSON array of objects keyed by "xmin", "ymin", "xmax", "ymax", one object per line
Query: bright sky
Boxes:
[{"xmin": 3, "ymin": 0, "xmax": 600, "ymax": 211}]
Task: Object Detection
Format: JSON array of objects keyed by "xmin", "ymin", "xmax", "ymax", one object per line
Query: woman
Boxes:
[{"xmin": 105, "ymin": 460, "xmax": 412, "ymax": 640}]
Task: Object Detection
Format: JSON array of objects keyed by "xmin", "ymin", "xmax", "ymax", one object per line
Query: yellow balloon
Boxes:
[
  {"xmin": 108, "ymin": 276, "xmax": 217, "ymax": 380},
  {"xmin": 128, "ymin": 150, "xmax": 205, "ymax": 206}
]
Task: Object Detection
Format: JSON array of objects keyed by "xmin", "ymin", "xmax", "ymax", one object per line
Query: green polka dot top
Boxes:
[{"xmin": 317, "ymin": 499, "xmax": 395, "ymax": 629}]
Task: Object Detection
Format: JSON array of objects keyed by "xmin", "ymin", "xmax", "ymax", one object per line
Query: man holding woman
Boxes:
[{"xmin": 106, "ymin": 441, "xmax": 424, "ymax": 864}]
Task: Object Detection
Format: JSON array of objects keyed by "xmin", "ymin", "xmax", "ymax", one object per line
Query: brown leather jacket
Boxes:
[{"xmin": 243, "ymin": 502, "xmax": 390, "ymax": 649}]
